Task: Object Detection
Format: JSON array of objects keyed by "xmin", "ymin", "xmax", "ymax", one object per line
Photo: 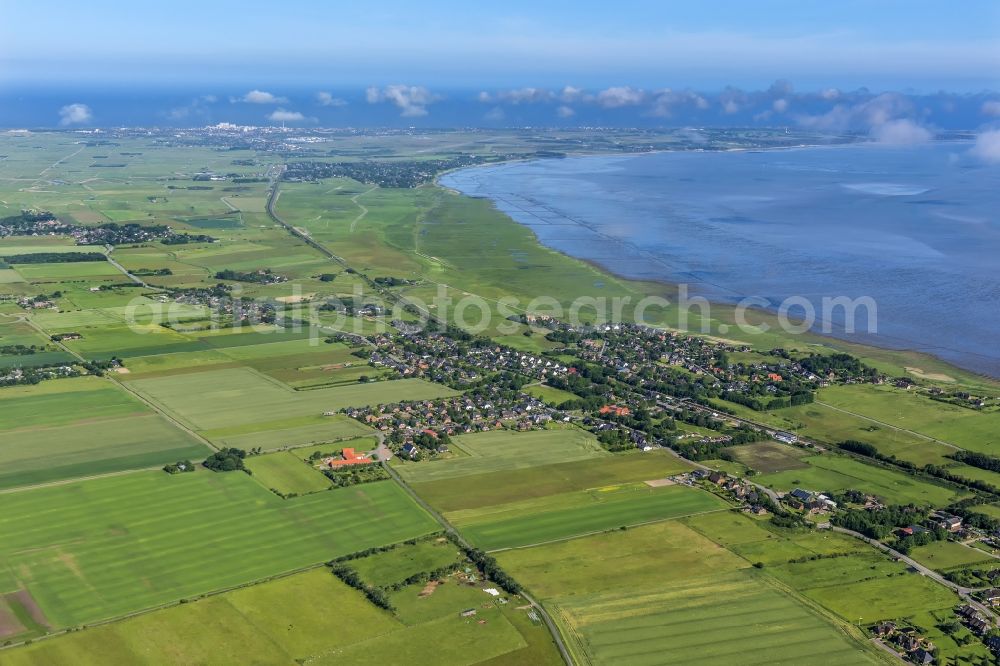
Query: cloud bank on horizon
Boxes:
[{"xmin": 47, "ymin": 82, "xmax": 1000, "ymax": 142}]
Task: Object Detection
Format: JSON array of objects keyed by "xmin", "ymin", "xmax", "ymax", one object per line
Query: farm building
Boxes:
[{"xmin": 323, "ymin": 447, "xmax": 373, "ymax": 468}]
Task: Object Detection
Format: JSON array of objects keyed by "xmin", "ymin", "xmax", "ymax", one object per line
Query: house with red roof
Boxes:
[{"xmin": 324, "ymin": 447, "xmax": 373, "ymax": 468}]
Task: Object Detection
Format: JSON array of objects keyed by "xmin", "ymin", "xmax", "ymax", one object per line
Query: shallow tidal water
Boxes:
[{"xmin": 442, "ymin": 141, "xmax": 1000, "ymax": 377}]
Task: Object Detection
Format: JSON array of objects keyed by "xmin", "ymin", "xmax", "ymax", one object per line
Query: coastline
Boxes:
[{"xmin": 436, "ymin": 149, "xmax": 1000, "ymax": 388}]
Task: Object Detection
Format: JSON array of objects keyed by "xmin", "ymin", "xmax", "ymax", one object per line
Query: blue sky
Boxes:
[{"xmin": 2, "ymin": 0, "xmax": 998, "ymax": 91}]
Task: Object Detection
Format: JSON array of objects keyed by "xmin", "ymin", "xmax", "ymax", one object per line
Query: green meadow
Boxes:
[
  {"xmin": 450, "ymin": 483, "xmax": 729, "ymax": 551},
  {"xmin": 349, "ymin": 539, "xmax": 463, "ymax": 588},
  {"xmin": 410, "ymin": 449, "xmax": 693, "ymax": 513},
  {"xmin": 1, "ymin": 129, "xmax": 995, "ymax": 665},
  {"xmin": 244, "ymin": 451, "xmax": 333, "ymax": 495},
  {"xmin": 0, "ymin": 564, "xmax": 556, "ymax": 666},
  {"xmin": 127, "ymin": 367, "xmax": 457, "ymax": 431},
  {"xmin": 756, "ymin": 454, "xmax": 962, "ymax": 505},
  {"xmin": 394, "ymin": 428, "xmax": 609, "ymax": 483},
  {"xmin": 0, "ymin": 377, "xmax": 209, "ymax": 489},
  {"xmin": 497, "ymin": 521, "xmax": 883, "ymax": 666},
  {"xmin": 0, "ymin": 471, "xmax": 437, "ymax": 632},
  {"xmin": 816, "ymin": 384, "xmax": 1000, "ymax": 453}
]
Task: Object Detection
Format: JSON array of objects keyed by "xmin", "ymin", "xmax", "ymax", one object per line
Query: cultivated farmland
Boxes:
[
  {"xmin": 0, "ymin": 376, "xmax": 209, "ymax": 489},
  {"xmin": 244, "ymin": 451, "xmax": 333, "ymax": 495},
  {"xmin": 451, "ymin": 483, "xmax": 730, "ymax": 551},
  {"xmin": 127, "ymin": 368, "xmax": 457, "ymax": 431},
  {"xmin": 0, "ymin": 471, "xmax": 437, "ymax": 634},
  {"xmin": 498, "ymin": 521, "xmax": 882, "ymax": 665},
  {"xmin": 394, "ymin": 428, "xmax": 609, "ymax": 483}
]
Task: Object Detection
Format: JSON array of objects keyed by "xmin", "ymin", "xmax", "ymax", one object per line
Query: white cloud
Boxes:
[
  {"xmin": 560, "ymin": 86, "xmax": 584, "ymax": 103},
  {"xmin": 719, "ymin": 87, "xmax": 746, "ymax": 114},
  {"xmin": 58, "ymin": 103, "xmax": 92, "ymax": 126},
  {"xmin": 235, "ymin": 90, "xmax": 287, "ymax": 104},
  {"xmin": 981, "ymin": 100, "xmax": 1000, "ymax": 117},
  {"xmin": 316, "ymin": 92, "xmax": 347, "ymax": 107},
  {"xmin": 970, "ymin": 129, "xmax": 1000, "ymax": 163},
  {"xmin": 505, "ymin": 87, "xmax": 553, "ymax": 104},
  {"xmin": 596, "ymin": 86, "xmax": 645, "ymax": 108},
  {"xmin": 772, "ymin": 98, "xmax": 789, "ymax": 113},
  {"xmin": 796, "ymin": 92, "xmax": 923, "ymax": 137},
  {"xmin": 556, "ymin": 105, "xmax": 575, "ymax": 118},
  {"xmin": 366, "ymin": 85, "xmax": 438, "ymax": 117},
  {"xmin": 166, "ymin": 95, "xmax": 216, "ymax": 121},
  {"xmin": 648, "ymin": 89, "xmax": 709, "ymax": 117},
  {"xmin": 820, "ymin": 88, "xmax": 841, "ymax": 101},
  {"xmin": 477, "ymin": 88, "xmax": 555, "ymax": 104},
  {"xmin": 268, "ymin": 109, "xmax": 306, "ymax": 123},
  {"xmin": 768, "ymin": 79, "xmax": 793, "ymax": 97},
  {"xmin": 870, "ymin": 118, "xmax": 932, "ymax": 144},
  {"xmin": 484, "ymin": 107, "xmax": 505, "ymax": 121}
]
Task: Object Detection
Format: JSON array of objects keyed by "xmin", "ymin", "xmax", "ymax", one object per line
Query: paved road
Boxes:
[{"xmin": 105, "ymin": 245, "xmax": 150, "ymax": 287}]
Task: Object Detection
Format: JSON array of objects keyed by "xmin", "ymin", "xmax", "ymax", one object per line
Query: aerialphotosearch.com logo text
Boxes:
[{"xmin": 123, "ymin": 283, "xmax": 877, "ymax": 341}]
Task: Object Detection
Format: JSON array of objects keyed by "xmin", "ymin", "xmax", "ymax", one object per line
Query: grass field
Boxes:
[
  {"xmin": 201, "ymin": 414, "xmax": 374, "ymax": 450},
  {"xmin": 906, "ymin": 540, "xmax": 997, "ymax": 572},
  {"xmin": 756, "ymin": 454, "xmax": 962, "ymax": 505},
  {"xmin": 717, "ymin": 399, "xmax": 955, "ymax": 467},
  {"xmin": 497, "ymin": 521, "xmax": 881, "ymax": 665},
  {"xmin": 0, "ymin": 377, "xmax": 209, "ymax": 489},
  {"xmin": 127, "ymin": 368, "xmax": 457, "ymax": 431},
  {"xmin": 450, "ymin": 483, "xmax": 730, "ymax": 551},
  {"xmin": 244, "ymin": 451, "xmax": 332, "ymax": 495},
  {"xmin": 0, "ymin": 569, "xmax": 400, "ymax": 665},
  {"xmin": 394, "ymin": 428, "xmax": 609, "ymax": 483},
  {"xmin": 0, "ymin": 555, "xmax": 559, "ymax": 665},
  {"xmin": 523, "ymin": 383, "xmax": 579, "ymax": 406},
  {"xmin": 799, "ymin": 568, "xmax": 957, "ymax": 625},
  {"xmin": 725, "ymin": 441, "xmax": 809, "ymax": 473},
  {"xmin": 817, "ymin": 384, "xmax": 1000, "ymax": 453},
  {"xmin": 0, "ymin": 471, "xmax": 437, "ymax": 633},
  {"xmin": 410, "ymin": 450, "xmax": 693, "ymax": 513},
  {"xmin": 681, "ymin": 511, "xmax": 960, "ymax": 625},
  {"xmin": 348, "ymin": 539, "xmax": 463, "ymax": 588}
]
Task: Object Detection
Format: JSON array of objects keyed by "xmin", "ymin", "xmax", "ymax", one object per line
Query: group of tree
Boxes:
[
  {"xmin": 950, "ymin": 450, "xmax": 1000, "ymax": 474},
  {"xmin": 163, "ymin": 460, "xmax": 195, "ymax": 474},
  {"xmin": 161, "ymin": 233, "xmax": 216, "ymax": 245},
  {"xmin": 831, "ymin": 504, "xmax": 928, "ymax": 540},
  {"xmin": 799, "ymin": 352, "xmax": 881, "ymax": 381},
  {"xmin": 461, "ymin": 546, "xmax": 520, "ymax": 594},
  {"xmin": 0, "ymin": 344, "xmax": 38, "ymax": 356},
  {"xmin": 2, "ymin": 252, "xmax": 106, "ymax": 264},
  {"xmin": 596, "ymin": 428, "xmax": 637, "ymax": 452},
  {"xmin": 322, "ymin": 463, "xmax": 390, "ymax": 488},
  {"xmin": 328, "ymin": 563, "xmax": 395, "ymax": 611},
  {"xmin": 203, "ymin": 448, "xmax": 247, "ymax": 472},
  {"xmin": 214, "ymin": 268, "xmax": 286, "ymax": 284}
]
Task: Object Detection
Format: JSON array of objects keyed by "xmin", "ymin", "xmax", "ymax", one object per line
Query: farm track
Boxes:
[{"xmin": 348, "ymin": 185, "xmax": 377, "ymax": 232}]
